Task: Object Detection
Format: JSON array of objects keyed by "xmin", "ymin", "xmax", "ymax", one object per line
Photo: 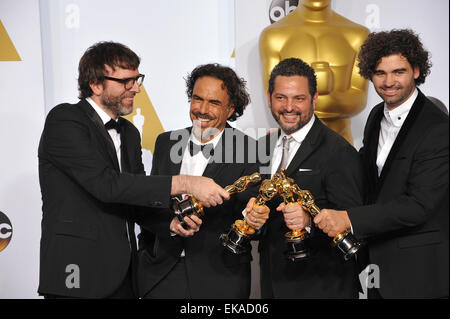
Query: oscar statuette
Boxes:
[
  {"xmin": 276, "ymin": 169, "xmax": 310, "ymax": 261},
  {"xmin": 172, "ymin": 173, "xmax": 261, "ymax": 229},
  {"xmin": 294, "ymin": 187, "xmax": 362, "ymax": 261},
  {"xmin": 220, "ymin": 176, "xmax": 279, "ymax": 254}
]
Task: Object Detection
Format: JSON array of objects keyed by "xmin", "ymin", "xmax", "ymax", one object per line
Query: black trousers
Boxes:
[{"xmin": 143, "ymin": 257, "xmax": 191, "ymax": 299}]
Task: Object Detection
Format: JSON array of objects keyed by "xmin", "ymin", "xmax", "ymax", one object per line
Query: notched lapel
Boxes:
[{"xmin": 285, "ymin": 118, "xmax": 323, "ymax": 176}]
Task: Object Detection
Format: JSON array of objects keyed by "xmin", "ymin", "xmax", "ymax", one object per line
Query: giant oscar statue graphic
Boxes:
[{"xmin": 259, "ymin": 0, "xmax": 369, "ymax": 144}]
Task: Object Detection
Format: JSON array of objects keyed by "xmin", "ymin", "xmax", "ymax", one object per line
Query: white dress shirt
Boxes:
[
  {"xmin": 270, "ymin": 115, "xmax": 315, "ymax": 177},
  {"xmin": 179, "ymin": 130, "xmax": 224, "ymax": 177},
  {"xmin": 376, "ymin": 88, "xmax": 418, "ymax": 176},
  {"xmin": 176, "ymin": 129, "xmax": 225, "ymax": 256}
]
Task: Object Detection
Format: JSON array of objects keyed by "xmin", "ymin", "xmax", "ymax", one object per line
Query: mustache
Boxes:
[
  {"xmin": 380, "ymin": 85, "xmax": 401, "ymax": 90},
  {"xmin": 192, "ymin": 113, "xmax": 215, "ymax": 120},
  {"xmin": 278, "ymin": 110, "xmax": 302, "ymax": 116}
]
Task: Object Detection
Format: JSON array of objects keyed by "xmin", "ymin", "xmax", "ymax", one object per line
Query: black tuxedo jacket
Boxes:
[
  {"xmin": 137, "ymin": 125, "xmax": 259, "ymax": 298},
  {"xmin": 38, "ymin": 99, "xmax": 174, "ymax": 298},
  {"xmin": 348, "ymin": 90, "xmax": 449, "ymax": 298},
  {"xmin": 258, "ymin": 117, "xmax": 364, "ymax": 298}
]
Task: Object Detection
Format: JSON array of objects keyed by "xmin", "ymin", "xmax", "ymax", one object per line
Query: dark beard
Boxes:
[
  {"xmin": 270, "ymin": 105, "xmax": 313, "ymax": 134},
  {"xmin": 101, "ymin": 92, "xmax": 133, "ymax": 116}
]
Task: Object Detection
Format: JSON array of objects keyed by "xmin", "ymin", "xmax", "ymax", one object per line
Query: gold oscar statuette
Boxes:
[
  {"xmin": 293, "ymin": 185, "xmax": 362, "ymax": 261},
  {"xmin": 172, "ymin": 173, "xmax": 261, "ymax": 229},
  {"xmin": 220, "ymin": 176, "xmax": 279, "ymax": 254},
  {"xmin": 275, "ymin": 169, "xmax": 310, "ymax": 261}
]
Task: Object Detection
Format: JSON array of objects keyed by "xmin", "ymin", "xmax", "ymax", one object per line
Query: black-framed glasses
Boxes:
[{"xmin": 103, "ymin": 74, "xmax": 145, "ymax": 90}]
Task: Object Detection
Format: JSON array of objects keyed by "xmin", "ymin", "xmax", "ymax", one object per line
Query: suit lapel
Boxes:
[
  {"xmin": 79, "ymin": 100, "xmax": 120, "ymax": 171},
  {"xmin": 119, "ymin": 118, "xmax": 132, "ymax": 173},
  {"xmin": 202, "ymin": 125, "xmax": 232, "ymax": 179},
  {"xmin": 379, "ymin": 90, "xmax": 425, "ymax": 183},
  {"xmin": 260, "ymin": 129, "xmax": 281, "ymax": 178},
  {"xmin": 285, "ymin": 116, "xmax": 323, "ymax": 176},
  {"xmin": 364, "ymin": 103, "xmax": 384, "ymax": 199},
  {"xmin": 161, "ymin": 127, "xmax": 190, "ymax": 176}
]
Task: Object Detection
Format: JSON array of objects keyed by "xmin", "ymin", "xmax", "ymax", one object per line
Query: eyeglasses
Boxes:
[{"xmin": 103, "ymin": 74, "xmax": 145, "ymax": 90}]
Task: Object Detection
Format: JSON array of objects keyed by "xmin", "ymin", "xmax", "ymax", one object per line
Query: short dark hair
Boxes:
[
  {"xmin": 357, "ymin": 29, "xmax": 431, "ymax": 86},
  {"xmin": 78, "ymin": 41, "xmax": 141, "ymax": 99},
  {"xmin": 268, "ymin": 57, "xmax": 317, "ymax": 97},
  {"xmin": 185, "ymin": 63, "xmax": 250, "ymax": 122}
]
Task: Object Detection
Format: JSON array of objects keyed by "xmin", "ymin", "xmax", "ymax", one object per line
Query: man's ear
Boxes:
[
  {"xmin": 312, "ymin": 92, "xmax": 319, "ymax": 111},
  {"xmin": 90, "ymin": 81, "xmax": 103, "ymax": 96},
  {"xmin": 413, "ymin": 66, "xmax": 420, "ymax": 80},
  {"xmin": 227, "ymin": 104, "xmax": 235, "ymax": 119}
]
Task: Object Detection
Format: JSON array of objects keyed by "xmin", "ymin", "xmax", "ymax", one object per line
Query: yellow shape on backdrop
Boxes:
[
  {"xmin": 0, "ymin": 19, "xmax": 21, "ymax": 61},
  {"xmin": 124, "ymin": 85, "xmax": 164, "ymax": 154}
]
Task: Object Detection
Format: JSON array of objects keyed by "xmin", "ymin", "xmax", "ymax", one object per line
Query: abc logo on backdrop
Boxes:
[
  {"xmin": 269, "ymin": 0, "xmax": 298, "ymax": 23},
  {"xmin": 0, "ymin": 211, "xmax": 13, "ymax": 252}
]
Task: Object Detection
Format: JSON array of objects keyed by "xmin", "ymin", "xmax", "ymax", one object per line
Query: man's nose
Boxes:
[
  {"xmin": 284, "ymin": 99, "xmax": 294, "ymax": 112},
  {"xmin": 384, "ymin": 73, "xmax": 395, "ymax": 87},
  {"xmin": 198, "ymin": 100, "xmax": 209, "ymax": 114},
  {"xmin": 130, "ymin": 80, "xmax": 141, "ymax": 93}
]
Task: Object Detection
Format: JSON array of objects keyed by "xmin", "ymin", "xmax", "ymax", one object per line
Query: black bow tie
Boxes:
[
  {"xmin": 105, "ymin": 118, "xmax": 122, "ymax": 133},
  {"xmin": 188, "ymin": 140, "xmax": 214, "ymax": 158}
]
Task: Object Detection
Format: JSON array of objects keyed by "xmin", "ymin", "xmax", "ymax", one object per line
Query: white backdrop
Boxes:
[
  {"xmin": 0, "ymin": 0, "xmax": 448, "ymax": 299},
  {"xmin": 0, "ymin": 0, "xmax": 45, "ymax": 299}
]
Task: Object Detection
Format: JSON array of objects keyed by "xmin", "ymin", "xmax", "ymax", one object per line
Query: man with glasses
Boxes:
[{"xmin": 38, "ymin": 42, "xmax": 229, "ymax": 298}]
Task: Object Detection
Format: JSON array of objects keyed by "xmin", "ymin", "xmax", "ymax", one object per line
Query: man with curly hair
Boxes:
[
  {"xmin": 137, "ymin": 63, "xmax": 260, "ymax": 298},
  {"xmin": 314, "ymin": 29, "xmax": 449, "ymax": 299}
]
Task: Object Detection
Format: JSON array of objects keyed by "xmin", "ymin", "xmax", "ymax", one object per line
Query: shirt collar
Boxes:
[
  {"xmin": 277, "ymin": 115, "xmax": 316, "ymax": 147},
  {"xmin": 383, "ymin": 88, "xmax": 418, "ymax": 127},
  {"xmin": 86, "ymin": 97, "xmax": 116, "ymax": 125},
  {"xmin": 190, "ymin": 126, "xmax": 225, "ymax": 148}
]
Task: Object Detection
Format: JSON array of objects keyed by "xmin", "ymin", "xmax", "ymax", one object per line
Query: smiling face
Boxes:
[
  {"xmin": 268, "ymin": 75, "xmax": 317, "ymax": 135},
  {"xmin": 372, "ymin": 53, "xmax": 420, "ymax": 110},
  {"xmin": 189, "ymin": 76, "xmax": 235, "ymax": 142}
]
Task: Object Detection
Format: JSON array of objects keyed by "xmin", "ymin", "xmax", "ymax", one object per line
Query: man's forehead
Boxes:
[
  {"xmin": 104, "ymin": 64, "xmax": 138, "ymax": 75},
  {"xmin": 194, "ymin": 76, "xmax": 228, "ymax": 93},
  {"xmin": 375, "ymin": 53, "xmax": 411, "ymax": 69},
  {"xmin": 273, "ymin": 75, "xmax": 310, "ymax": 92}
]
